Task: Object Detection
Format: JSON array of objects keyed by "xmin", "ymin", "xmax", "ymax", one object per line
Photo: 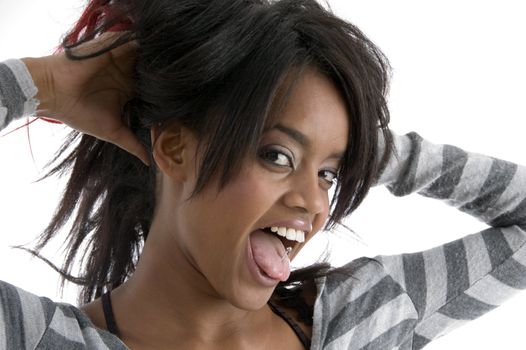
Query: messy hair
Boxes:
[{"xmin": 30, "ymin": 0, "xmax": 393, "ymax": 304}]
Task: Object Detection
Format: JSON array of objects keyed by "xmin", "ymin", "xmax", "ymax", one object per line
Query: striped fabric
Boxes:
[
  {"xmin": 0, "ymin": 280, "xmax": 127, "ymax": 349},
  {"xmin": 0, "ymin": 60, "xmax": 38, "ymax": 128},
  {"xmin": 1, "ymin": 59, "xmax": 526, "ymax": 349},
  {"xmin": 310, "ymin": 133, "xmax": 526, "ymax": 349}
]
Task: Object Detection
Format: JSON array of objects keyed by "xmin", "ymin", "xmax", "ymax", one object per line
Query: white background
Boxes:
[{"xmin": 0, "ymin": 1, "xmax": 525, "ymax": 349}]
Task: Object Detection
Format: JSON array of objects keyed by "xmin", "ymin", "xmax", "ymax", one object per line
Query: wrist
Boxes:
[{"xmin": 21, "ymin": 56, "xmax": 54, "ymax": 113}]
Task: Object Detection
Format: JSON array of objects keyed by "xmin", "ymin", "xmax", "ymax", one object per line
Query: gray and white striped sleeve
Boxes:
[
  {"xmin": 0, "ymin": 59, "xmax": 39, "ymax": 130},
  {"xmin": 0, "ymin": 280, "xmax": 48, "ymax": 349},
  {"xmin": 377, "ymin": 132, "xmax": 526, "ymax": 348},
  {"xmin": 0, "ymin": 280, "xmax": 129, "ymax": 349}
]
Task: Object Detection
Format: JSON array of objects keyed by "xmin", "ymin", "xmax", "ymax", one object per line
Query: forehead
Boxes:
[{"xmin": 269, "ymin": 69, "xmax": 349, "ymax": 152}]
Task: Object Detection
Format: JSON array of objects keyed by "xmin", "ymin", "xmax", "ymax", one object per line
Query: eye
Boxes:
[
  {"xmin": 319, "ymin": 169, "xmax": 338, "ymax": 188},
  {"xmin": 258, "ymin": 146, "xmax": 294, "ymax": 168}
]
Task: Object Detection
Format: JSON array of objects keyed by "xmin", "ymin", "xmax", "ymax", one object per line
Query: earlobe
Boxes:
[{"xmin": 151, "ymin": 123, "xmax": 189, "ymax": 181}]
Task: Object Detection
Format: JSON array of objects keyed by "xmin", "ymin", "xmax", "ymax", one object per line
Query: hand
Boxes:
[{"xmin": 23, "ymin": 33, "xmax": 149, "ymax": 165}]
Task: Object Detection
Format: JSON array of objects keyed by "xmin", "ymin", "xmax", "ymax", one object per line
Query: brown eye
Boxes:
[
  {"xmin": 319, "ymin": 169, "xmax": 337, "ymax": 188},
  {"xmin": 258, "ymin": 146, "xmax": 294, "ymax": 168}
]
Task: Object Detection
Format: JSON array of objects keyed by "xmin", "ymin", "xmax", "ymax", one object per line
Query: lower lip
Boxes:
[{"xmin": 246, "ymin": 236, "xmax": 280, "ymax": 288}]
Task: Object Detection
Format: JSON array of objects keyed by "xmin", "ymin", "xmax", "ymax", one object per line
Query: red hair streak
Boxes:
[
  {"xmin": 64, "ymin": 0, "xmax": 111, "ymax": 47},
  {"xmin": 42, "ymin": 0, "xmax": 132, "ymax": 126},
  {"xmin": 64, "ymin": 0, "xmax": 132, "ymax": 48},
  {"xmin": 3, "ymin": 1, "xmax": 132, "ymax": 142}
]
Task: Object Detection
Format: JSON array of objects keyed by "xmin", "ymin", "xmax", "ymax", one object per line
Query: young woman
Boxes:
[{"xmin": 1, "ymin": 0, "xmax": 525, "ymax": 349}]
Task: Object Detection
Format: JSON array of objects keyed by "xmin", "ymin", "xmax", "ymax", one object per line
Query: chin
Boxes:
[{"xmin": 227, "ymin": 285, "xmax": 276, "ymax": 311}]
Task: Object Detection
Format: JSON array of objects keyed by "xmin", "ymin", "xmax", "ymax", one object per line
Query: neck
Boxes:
[{"xmin": 109, "ymin": 220, "xmax": 275, "ymax": 348}]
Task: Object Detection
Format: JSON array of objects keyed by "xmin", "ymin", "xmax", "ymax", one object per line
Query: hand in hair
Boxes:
[{"xmin": 22, "ymin": 33, "xmax": 149, "ymax": 165}]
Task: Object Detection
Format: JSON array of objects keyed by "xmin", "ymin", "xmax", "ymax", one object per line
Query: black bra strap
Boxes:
[
  {"xmin": 101, "ymin": 291, "xmax": 121, "ymax": 337},
  {"xmin": 268, "ymin": 300, "xmax": 311, "ymax": 349}
]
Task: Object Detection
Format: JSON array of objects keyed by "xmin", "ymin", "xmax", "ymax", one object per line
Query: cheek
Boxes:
[
  {"xmin": 219, "ymin": 162, "xmax": 284, "ymax": 213},
  {"xmin": 178, "ymin": 166, "xmax": 278, "ymax": 249}
]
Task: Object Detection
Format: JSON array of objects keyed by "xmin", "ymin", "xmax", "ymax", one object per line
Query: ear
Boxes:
[{"xmin": 151, "ymin": 123, "xmax": 194, "ymax": 181}]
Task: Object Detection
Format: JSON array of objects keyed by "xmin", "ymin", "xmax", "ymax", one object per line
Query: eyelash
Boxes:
[
  {"xmin": 258, "ymin": 146, "xmax": 294, "ymax": 168},
  {"xmin": 319, "ymin": 169, "xmax": 338, "ymax": 188},
  {"xmin": 258, "ymin": 146, "xmax": 338, "ymax": 188}
]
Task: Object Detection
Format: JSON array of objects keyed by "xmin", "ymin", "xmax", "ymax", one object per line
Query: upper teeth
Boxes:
[{"xmin": 270, "ymin": 226, "xmax": 305, "ymax": 243}]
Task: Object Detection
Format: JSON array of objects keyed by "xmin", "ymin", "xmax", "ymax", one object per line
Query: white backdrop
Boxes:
[{"xmin": 0, "ymin": 1, "xmax": 525, "ymax": 349}]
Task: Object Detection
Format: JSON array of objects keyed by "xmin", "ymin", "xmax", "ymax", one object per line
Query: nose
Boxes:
[{"xmin": 282, "ymin": 167, "xmax": 326, "ymax": 215}]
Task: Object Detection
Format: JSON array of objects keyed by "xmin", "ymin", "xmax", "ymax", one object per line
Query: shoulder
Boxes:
[
  {"xmin": 316, "ymin": 256, "xmax": 417, "ymax": 322},
  {"xmin": 312, "ymin": 258, "xmax": 419, "ymax": 348},
  {"xmin": 0, "ymin": 279, "xmax": 50, "ymax": 349},
  {"xmin": 320, "ymin": 257, "xmax": 389, "ymax": 295},
  {"xmin": 0, "ymin": 280, "xmax": 127, "ymax": 349}
]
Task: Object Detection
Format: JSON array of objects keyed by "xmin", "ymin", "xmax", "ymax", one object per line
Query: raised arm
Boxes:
[
  {"xmin": 377, "ymin": 131, "xmax": 526, "ymax": 347},
  {"xmin": 0, "ymin": 36, "xmax": 148, "ymax": 164}
]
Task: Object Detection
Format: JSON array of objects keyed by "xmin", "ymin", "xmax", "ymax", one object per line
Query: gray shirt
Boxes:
[{"xmin": 1, "ymin": 59, "xmax": 525, "ymax": 349}]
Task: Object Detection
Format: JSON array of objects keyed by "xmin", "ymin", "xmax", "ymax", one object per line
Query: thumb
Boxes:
[{"xmin": 105, "ymin": 126, "xmax": 150, "ymax": 166}]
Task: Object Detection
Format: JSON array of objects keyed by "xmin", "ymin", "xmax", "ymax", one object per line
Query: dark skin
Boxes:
[
  {"xmin": 81, "ymin": 287, "xmax": 315, "ymax": 349},
  {"xmin": 24, "ymin": 35, "xmax": 349, "ymax": 349},
  {"xmin": 22, "ymin": 33, "xmax": 149, "ymax": 165},
  {"xmin": 81, "ymin": 68, "xmax": 346, "ymax": 349}
]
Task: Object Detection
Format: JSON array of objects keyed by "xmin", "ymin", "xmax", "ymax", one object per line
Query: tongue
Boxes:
[{"xmin": 250, "ymin": 230, "xmax": 291, "ymax": 281}]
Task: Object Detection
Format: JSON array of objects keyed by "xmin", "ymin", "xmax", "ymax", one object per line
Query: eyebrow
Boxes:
[
  {"xmin": 273, "ymin": 124, "xmax": 308, "ymax": 147},
  {"xmin": 265, "ymin": 123, "xmax": 345, "ymax": 161}
]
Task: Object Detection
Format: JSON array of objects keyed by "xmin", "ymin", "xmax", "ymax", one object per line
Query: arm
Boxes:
[
  {"xmin": 377, "ymin": 131, "xmax": 526, "ymax": 347},
  {"xmin": 0, "ymin": 35, "xmax": 148, "ymax": 164}
]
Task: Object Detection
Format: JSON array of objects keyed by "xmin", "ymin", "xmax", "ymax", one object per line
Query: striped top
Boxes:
[
  {"xmin": 1, "ymin": 59, "xmax": 526, "ymax": 349},
  {"xmin": 312, "ymin": 132, "xmax": 526, "ymax": 349}
]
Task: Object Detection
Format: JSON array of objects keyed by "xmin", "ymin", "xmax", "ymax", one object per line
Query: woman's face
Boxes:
[{"xmin": 168, "ymin": 69, "xmax": 349, "ymax": 309}]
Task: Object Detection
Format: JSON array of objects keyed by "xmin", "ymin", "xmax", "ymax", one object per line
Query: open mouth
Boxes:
[
  {"xmin": 248, "ymin": 226, "xmax": 299, "ymax": 283},
  {"xmin": 260, "ymin": 226, "xmax": 305, "ymax": 253}
]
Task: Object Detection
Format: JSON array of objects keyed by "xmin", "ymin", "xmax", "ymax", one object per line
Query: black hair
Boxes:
[{"xmin": 29, "ymin": 0, "xmax": 393, "ymax": 304}]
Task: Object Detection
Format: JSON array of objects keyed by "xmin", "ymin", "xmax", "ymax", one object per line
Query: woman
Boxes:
[{"xmin": 1, "ymin": 0, "xmax": 525, "ymax": 349}]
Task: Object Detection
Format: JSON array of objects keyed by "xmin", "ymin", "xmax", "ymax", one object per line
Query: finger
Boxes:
[
  {"xmin": 70, "ymin": 31, "xmax": 129, "ymax": 57},
  {"xmin": 111, "ymin": 39, "xmax": 138, "ymax": 59},
  {"xmin": 107, "ymin": 126, "xmax": 151, "ymax": 166}
]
